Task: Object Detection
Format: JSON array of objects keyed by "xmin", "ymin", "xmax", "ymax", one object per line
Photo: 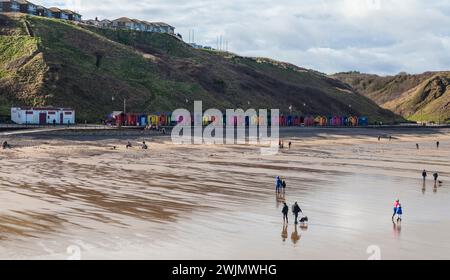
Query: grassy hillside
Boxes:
[
  {"xmin": 0, "ymin": 13, "xmax": 397, "ymax": 123},
  {"xmin": 332, "ymin": 72, "xmax": 450, "ymax": 123}
]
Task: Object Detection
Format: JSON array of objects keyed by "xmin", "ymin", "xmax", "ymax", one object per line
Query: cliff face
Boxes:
[
  {"xmin": 333, "ymin": 72, "xmax": 450, "ymax": 123},
  {"xmin": 1, "ymin": 13, "xmax": 396, "ymax": 123}
]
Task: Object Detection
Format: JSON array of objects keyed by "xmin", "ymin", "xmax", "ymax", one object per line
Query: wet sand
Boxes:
[{"xmin": 0, "ymin": 127, "xmax": 449, "ymax": 259}]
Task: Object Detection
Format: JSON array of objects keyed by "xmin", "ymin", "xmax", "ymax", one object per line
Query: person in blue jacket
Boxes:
[
  {"xmin": 275, "ymin": 176, "xmax": 282, "ymax": 193},
  {"xmin": 396, "ymin": 203, "xmax": 403, "ymax": 222}
]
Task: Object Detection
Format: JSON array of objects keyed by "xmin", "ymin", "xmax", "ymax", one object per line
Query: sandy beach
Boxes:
[{"xmin": 0, "ymin": 127, "xmax": 449, "ymax": 260}]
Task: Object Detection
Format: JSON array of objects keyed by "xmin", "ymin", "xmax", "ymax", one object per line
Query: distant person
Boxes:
[
  {"xmin": 282, "ymin": 203, "xmax": 289, "ymax": 224},
  {"xmin": 437, "ymin": 141, "xmax": 440, "ymax": 149},
  {"xmin": 288, "ymin": 142, "xmax": 292, "ymax": 150},
  {"xmin": 126, "ymin": 141, "xmax": 132, "ymax": 149},
  {"xmin": 396, "ymin": 203, "xmax": 403, "ymax": 222},
  {"xmin": 162, "ymin": 128, "xmax": 166, "ymax": 135},
  {"xmin": 281, "ymin": 224, "xmax": 288, "ymax": 242},
  {"xmin": 433, "ymin": 173, "xmax": 439, "ymax": 184},
  {"xmin": 392, "ymin": 199, "xmax": 400, "ymax": 221},
  {"xmin": 2, "ymin": 141, "xmax": 11, "ymax": 149},
  {"xmin": 389, "ymin": 136, "xmax": 392, "ymax": 141},
  {"xmin": 282, "ymin": 180, "xmax": 287, "ymax": 193},
  {"xmin": 378, "ymin": 136, "xmax": 381, "ymax": 141},
  {"xmin": 275, "ymin": 176, "xmax": 282, "ymax": 193},
  {"xmin": 292, "ymin": 202, "xmax": 302, "ymax": 224},
  {"xmin": 142, "ymin": 141, "xmax": 148, "ymax": 150},
  {"xmin": 52, "ymin": 119, "xmax": 56, "ymax": 127},
  {"xmin": 291, "ymin": 225, "xmax": 300, "ymax": 245},
  {"xmin": 422, "ymin": 170, "xmax": 427, "ymax": 181},
  {"xmin": 416, "ymin": 143, "xmax": 420, "ymax": 150}
]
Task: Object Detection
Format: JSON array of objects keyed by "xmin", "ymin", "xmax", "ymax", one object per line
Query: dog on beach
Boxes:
[{"xmin": 300, "ymin": 217, "xmax": 308, "ymax": 223}]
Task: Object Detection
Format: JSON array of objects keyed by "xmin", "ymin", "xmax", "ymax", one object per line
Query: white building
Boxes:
[{"xmin": 11, "ymin": 107, "xmax": 75, "ymax": 125}]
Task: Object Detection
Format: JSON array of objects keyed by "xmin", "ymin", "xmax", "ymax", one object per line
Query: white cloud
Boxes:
[{"xmin": 34, "ymin": 0, "xmax": 450, "ymax": 75}]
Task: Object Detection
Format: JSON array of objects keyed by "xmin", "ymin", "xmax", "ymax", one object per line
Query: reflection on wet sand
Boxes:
[
  {"xmin": 281, "ymin": 224, "xmax": 288, "ymax": 242},
  {"xmin": 393, "ymin": 221, "xmax": 402, "ymax": 239},
  {"xmin": 0, "ymin": 128, "xmax": 449, "ymax": 259},
  {"xmin": 291, "ymin": 225, "xmax": 301, "ymax": 245}
]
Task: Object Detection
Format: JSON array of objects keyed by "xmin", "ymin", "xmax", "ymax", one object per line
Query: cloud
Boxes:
[{"xmin": 34, "ymin": 0, "xmax": 450, "ymax": 75}]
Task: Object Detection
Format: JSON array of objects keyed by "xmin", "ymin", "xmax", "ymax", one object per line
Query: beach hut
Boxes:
[
  {"xmin": 148, "ymin": 114, "xmax": 159, "ymax": 126},
  {"xmin": 286, "ymin": 116, "xmax": 293, "ymax": 126},
  {"xmin": 250, "ymin": 115, "xmax": 259, "ymax": 126},
  {"xmin": 303, "ymin": 116, "xmax": 314, "ymax": 126},
  {"xmin": 202, "ymin": 115, "xmax": 210, "ymax": 126},
  {"xmin": 138, "ymin": 114, "xmax": 147, "ymax": 126},
  {"xmin": 348, "ymin": 116, "xmax": 358, "ymax": 126},
  {"xmin": 159, "ymin": 113, "xmax": 168, "ymax": 126},
  {"xmin": 358, "ymin": 117, "xmax": 369, "ymax": 126},
  {"xmin": 126, "ymin": 113, "xmax": 138, "ymax": 126},
  {"xmin": 316, "ymin": 116, "xmax": 327, "ymax": 126},
  {"xmin": 331, "ymin": 116, "xmax": 342, "ymax": 126}
]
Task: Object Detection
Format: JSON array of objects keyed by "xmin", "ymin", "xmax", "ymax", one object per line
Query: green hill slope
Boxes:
[
  {"xmin": 0, "ymin": 13, "xmax": 397, "ymax": 123},
  {"xmin": 332, "ymin": 72, "xmax": 450, "ymax": 123}
]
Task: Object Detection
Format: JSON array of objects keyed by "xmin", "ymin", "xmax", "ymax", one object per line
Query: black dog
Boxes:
[{"xmin": 300, "ymin": 217, "xmax": 309, "ymax": 223}]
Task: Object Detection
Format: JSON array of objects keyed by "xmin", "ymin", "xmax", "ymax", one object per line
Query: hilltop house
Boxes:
[
  {"xmin": 111, "ymin": 17, "xmax": 134, "ymax": 29},
  {"xmin": 62, "ymin": 9, "xmax": 81, "ymax": 21},
  {"xmin": 0, "ymin": 0, "xmax": 21, "ymax": 13},
  {"xmin": 99, "ymin": 19, "xmax": 111, "ymax": 28},
  {"xmin": 109, "ymin": 17, "xmax": 175, "ymax": 34},
  {"xmin": 48, "ymin": 7, "xmax": 71, "ymax": 20},
  {"xmin": 0, "ymin": 0, "xmax": 81, "ymax": 21},
  {"xmin": 36, "ymin": 5, "xmax": 51, "ymax": 17},
  {"xmin": 18, "ymin": 0, "xmax": 37, "ymax": 15}
]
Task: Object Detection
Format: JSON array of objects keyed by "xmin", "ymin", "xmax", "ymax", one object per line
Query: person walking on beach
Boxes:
[
  {"xmin": 142, "ymin": 141, "xmax": 148, "ymax": 150},
  {"xmin": 433, "ymin": 172, "xmax": 439, "ymax": 184},
  {"xmin": 288, "ymin": 142, "xmax": 292, "ymax": 150},
  {"xmin": 282, "ymin": 203, "xmax": 289, "ymax": 224},
  {"xmin": 416, "ymin": 143, "xmax": 420, "ymax": 150},
  {"xmin": 2, "ymin": 141, "xmax": 11, "ymax": 149},
  {"xmin": 396, "ymin": 203, "xmax": 403, "ymax": 222},
  {"xmin": 126, "ymin": 141, "xmax": 132, "ymax": 149},
  {"xmin": 392, "ymin": 199, "xmax": 400, "ymax": 221},
  {"xmin": 292, "ymin": 202, "xmax": 302, "ymax": 224},
  {"xmin": 275, "ymin": 176, "xmax": 282, "ymax": 193},
  {"xmin": 422, "ymin": 170, "xmax": 427, "ymax": 181},
  {"xmin": 437, "ymin": 141, "xmax": 440, "ymax": 149},
  {"xmin": 282, "ymin": 180, "xmax": 287, "ymax": 193}
]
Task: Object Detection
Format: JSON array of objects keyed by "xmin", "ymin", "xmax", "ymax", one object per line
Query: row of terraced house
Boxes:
[
  {"xmin": 0, "ymin": 1, "xmax": 175, "ymax": 34},
  {"xmin": 84, "ymin": 17, "xmax": 175, "ymax": 34},
  {"xmin": 0, "ymin": 0, "xmax": 82, "ymax": 21}
]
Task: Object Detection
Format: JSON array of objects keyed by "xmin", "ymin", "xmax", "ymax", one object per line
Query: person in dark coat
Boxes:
[
  {"xmin": 422, "ymin": 170, "xmax": 427, "ymax": 181},
  {"xmin": 126, "ymin": 141, "xmax": 132, "ymax": 149},
  {"xmin": 282, "ymin": 203, "xmax": 289, "ymax": 224},
  {"xmin": 433, "ymin": 173, "xmax": 439, "ymax": 184},
  {"xmin": 292, "ymin": 202, "xmax": 302, "ymax": 224}
]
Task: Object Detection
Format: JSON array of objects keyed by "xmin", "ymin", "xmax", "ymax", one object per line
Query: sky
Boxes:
[{"xmin": 33, "ymin": 0, "xmax": 450, "ymax": 75}]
